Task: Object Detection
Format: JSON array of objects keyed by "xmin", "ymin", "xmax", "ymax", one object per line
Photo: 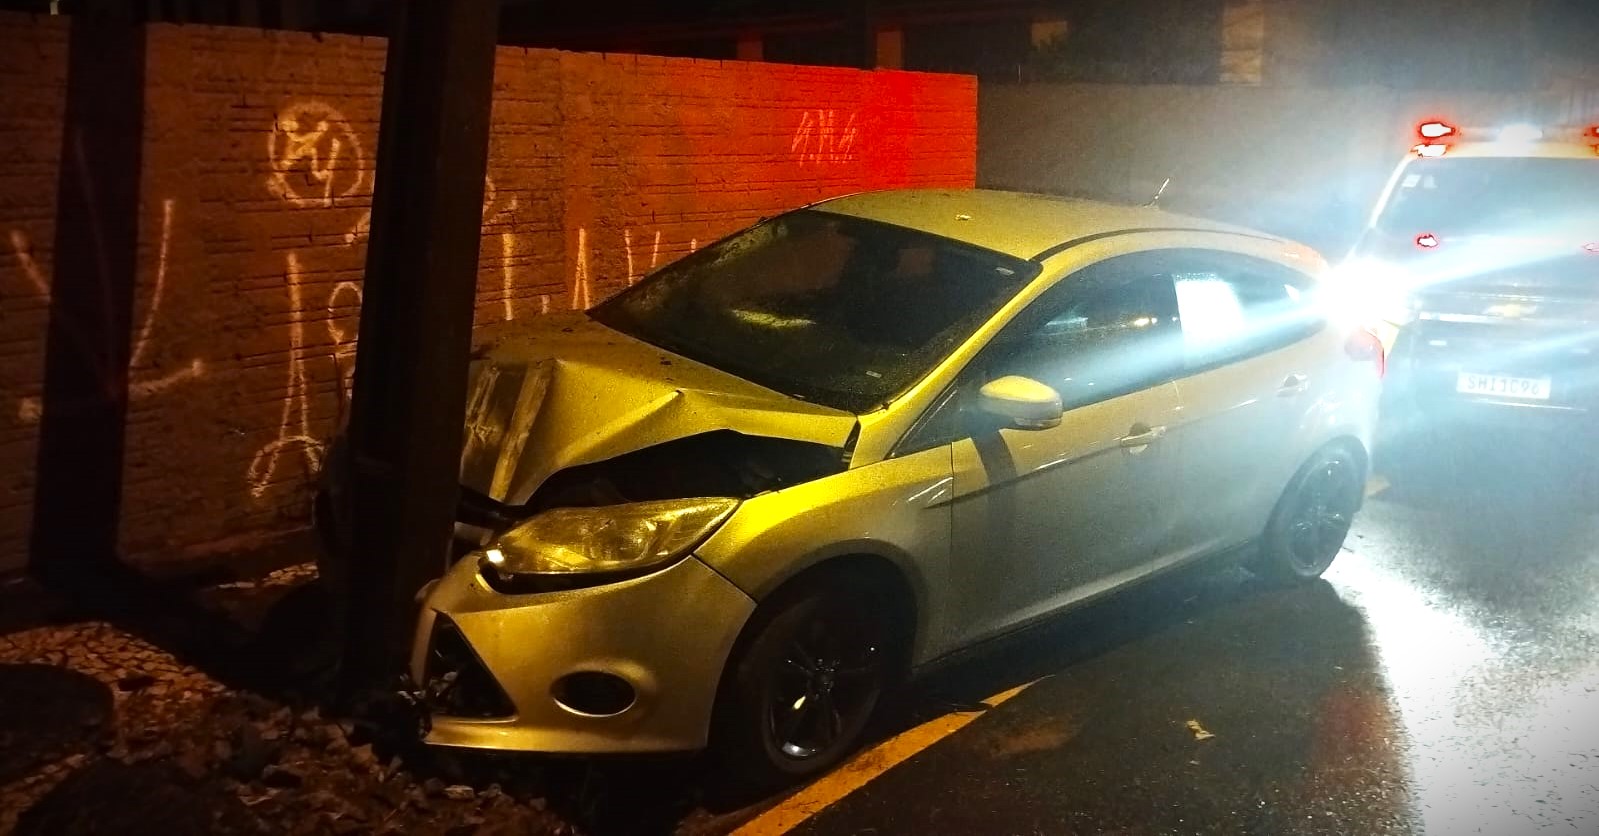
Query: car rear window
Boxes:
[{"xmin": 1378, "ymin": 157, "xmax": 1599, "ymax": 237}]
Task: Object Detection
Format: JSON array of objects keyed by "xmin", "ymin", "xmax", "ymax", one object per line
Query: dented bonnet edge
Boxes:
[{"xmin": 458, "ymin": 351, "xmax": 860, "ymax": 508}]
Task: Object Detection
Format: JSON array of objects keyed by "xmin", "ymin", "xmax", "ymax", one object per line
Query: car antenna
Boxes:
[{"xmin": 1145, "ymin": 176, "xmax": 1172, "ymax": 209}]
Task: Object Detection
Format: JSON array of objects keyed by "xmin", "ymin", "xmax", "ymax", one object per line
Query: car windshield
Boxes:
[
  {"xmin": 590, "ymin": 209, "xmax": 1039, "ymax": 413},
  {"xmin": 1377, "ymin": 157, "xmax": 1599, "ymax": 237}
]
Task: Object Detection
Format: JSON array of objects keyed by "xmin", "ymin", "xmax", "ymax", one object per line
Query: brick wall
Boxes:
[
  {"xmin": 0, "ymin": 14, "xmax": 68, "ymax": 575},
  {"xmin": 0, "ymin": 14, "xmax": 978, "ymax": 572}
]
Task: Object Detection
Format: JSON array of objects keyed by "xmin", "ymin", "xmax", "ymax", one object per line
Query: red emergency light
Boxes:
[
  {"xmin": 1412, "ymin": 120, "xmax": 1459, "ymax": 157},
  {"xmin": 1411, "ymin": 120, "xmax": 1599, "ymax": 156},
  {"xmin": 1416, "ymin": 233, "xmax": 1441, "ymax": 249},
  {"xmin": 1418, "ymin": 120, "xmax": 1458, "ymax": 139}
]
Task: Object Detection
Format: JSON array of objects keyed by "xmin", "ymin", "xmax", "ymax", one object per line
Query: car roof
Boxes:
[
  {"xmin": 1416, "ymin": 141, "xmax": 1599, "ymax": 160},
  {"xmin": 808, "ymin": 188, "xmax": 1278, "ymax": 261}
]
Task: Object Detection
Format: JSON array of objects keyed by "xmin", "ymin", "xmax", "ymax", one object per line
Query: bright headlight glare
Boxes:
[
  {"xmin": 483, "ymin": 497, "xmax": 739, "ymax": 576},
  {"xmin": 1325, "ymin": 259, "xmax": 1419, "ymax": 326}
]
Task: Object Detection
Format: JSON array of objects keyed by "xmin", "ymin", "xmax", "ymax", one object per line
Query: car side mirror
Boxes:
[{"xmin": 978, "ymin": 375, "xmax": 1063, "ymax": 431}]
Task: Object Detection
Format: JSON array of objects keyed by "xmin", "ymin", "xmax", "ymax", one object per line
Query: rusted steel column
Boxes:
[
  {"xmin": 29, "ymin": 2, "xmax": 145, "ymax": 583},
  {"xmin": 341, "ymin": 0, "xmax": 500, "ymax": 688}
]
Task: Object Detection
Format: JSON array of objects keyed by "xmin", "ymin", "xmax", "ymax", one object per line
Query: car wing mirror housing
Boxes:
[{"xmin": 978, "ymin": 375, "xmax": 1063, "ymax": 431}]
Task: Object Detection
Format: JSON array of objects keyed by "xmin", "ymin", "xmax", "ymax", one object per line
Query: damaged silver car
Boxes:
[{"xmin": 319, "ymin": 189, "xmax": 1382, "ymax": 787}]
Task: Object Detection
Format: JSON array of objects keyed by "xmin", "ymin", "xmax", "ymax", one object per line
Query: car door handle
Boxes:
[
  {"xmin": 1118, "ymin": 424, "xmax": 1167, "ymax": 448},
  {"xmin": 1277, "ymin": 373, "xmax": 1310, "ymax": 397}
]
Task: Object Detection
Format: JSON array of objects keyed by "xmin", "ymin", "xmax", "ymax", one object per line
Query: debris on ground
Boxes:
[
  {"xmin": 1185, "ymin": 719, "xmax": 1217, "ymax": 742},
  {"xmin": 0, "ymin": 566, "xmax": 572, "ymax": 835}
]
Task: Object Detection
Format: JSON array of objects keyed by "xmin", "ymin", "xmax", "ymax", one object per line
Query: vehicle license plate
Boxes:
[{"xmin": 1456, "ymin": 372, "xmax": 1551, "ymax": 400}]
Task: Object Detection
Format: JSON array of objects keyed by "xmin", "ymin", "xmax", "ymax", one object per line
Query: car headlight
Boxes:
[
  {"xmin": 480, "ymin": 497, "xmax": 739, "ymax": 578},
  {"xmin": 1326, "ymin": 258, "xmax": 1420, "ymax": 326}
]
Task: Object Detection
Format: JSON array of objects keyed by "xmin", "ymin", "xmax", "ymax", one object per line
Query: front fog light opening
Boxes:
[
  {"xmin": 552, "ymin": 671, "xmax": 637, "ymax": 717},
  {"xmin": 424, "ymin": 617, "xmax": 516, "ymax": 719}
]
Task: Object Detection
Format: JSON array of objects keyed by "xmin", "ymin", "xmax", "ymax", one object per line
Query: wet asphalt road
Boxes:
[{"xmin": 773, "ymin": 423, "xmax": 1599, "ymax": 835}]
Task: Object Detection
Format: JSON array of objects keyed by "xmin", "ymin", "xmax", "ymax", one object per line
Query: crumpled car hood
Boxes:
[{"xmin": 459, "ymin": 313, "xmax": 859, "ymax": 505}]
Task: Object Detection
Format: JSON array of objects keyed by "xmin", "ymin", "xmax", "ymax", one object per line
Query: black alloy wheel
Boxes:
[
  {"xmin": 765, "ymin": 600, "xmax": 885, "ymax": 761},
  {"xmin": 715, "ymin": 581, "xmax": 894, "ymax": 789},
  {"xmin": 1254, "ymin": 446, "xmax": 1365, "ymax": 581}
]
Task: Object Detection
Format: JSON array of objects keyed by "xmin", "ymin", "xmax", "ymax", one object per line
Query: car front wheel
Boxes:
[{"xmin": 713, "ymin": 580, "xmax": 892, "ymax": 789}]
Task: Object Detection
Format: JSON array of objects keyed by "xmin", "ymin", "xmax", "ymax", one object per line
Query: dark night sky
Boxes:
[
  {"xmin": 506, "ymin": 0, "xmax": 1597, "ymax": 90},
  {"xmin": 1, "ymin": 0, "xmax": 1591, "ymax": 89}
]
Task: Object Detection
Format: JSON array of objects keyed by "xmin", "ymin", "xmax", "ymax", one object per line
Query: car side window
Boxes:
[
  {"xmin": 980, "ymin": 260, "xmax": 1182, "ymax": 411},
  {"xmin": 894, "ymin": 384, "xmax": 963, "ymax": 455},
  {"xmin": 1172, "ymin": 253, "xmax": 1324, "ymax": 369},
  {"xmin": 894, "ymin": 258, "xmax": 1184, "ymax": 456}
]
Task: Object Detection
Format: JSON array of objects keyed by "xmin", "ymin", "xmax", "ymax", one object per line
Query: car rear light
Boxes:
[
  {"xmin": 1346, "ymin": 329, "xmax": 1386, "ymax": 379},
  {"xmin": 1415, "ymin": 233, "xmax": 1440, "ymax": 249},
  {"xmin": 1413, "ymin": 143, "xmax": 1450, "ymax": 157},
  {"xmin": 1585, "ymin": 242, "xmax": 1599, "ymax": 255}
]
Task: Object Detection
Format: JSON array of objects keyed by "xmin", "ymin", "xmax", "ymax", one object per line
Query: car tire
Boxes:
[
  {"xmin": 712, "ymin": 578, "xmax": 895, "ymax": 791},
  {"xmin": 1249, "ymin": 444, "xmax": 1365, "ymax": 582}
]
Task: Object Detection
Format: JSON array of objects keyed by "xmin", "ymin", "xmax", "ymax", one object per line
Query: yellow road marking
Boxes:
[
  {"xmin": 732, "ymin": 681, "xmax": 1037, "ymax": 836},
  {"xmin": 1365, "ymin": 475, "xmax": 1391, "ymax": 499}
]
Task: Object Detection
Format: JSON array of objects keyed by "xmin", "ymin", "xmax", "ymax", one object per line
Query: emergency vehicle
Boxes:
[{"xmin": 1346, "ymin": 119, "xmax": 1599, "ymax": 419}]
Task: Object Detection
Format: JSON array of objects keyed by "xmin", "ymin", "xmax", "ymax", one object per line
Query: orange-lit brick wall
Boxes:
[
  {"xmin": 0, "ymin": 14, "xmax": 978, "ymax": 571},
  {"xmin": 0, "ymin": 14, "xmax": 69, "ymax": 576}
]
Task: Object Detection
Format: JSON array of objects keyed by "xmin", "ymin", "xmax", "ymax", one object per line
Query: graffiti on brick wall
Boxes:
[
  {"xmin": 245, "ymin": 249, "xmax": 323, "ymax": 499},
  {"xmin": 244, "ymin": 216, "xmax": 685, "ymax": 498},
  {"xmin": 792, "ymin": 109, "xmax": 860, "ymax": 166},
  {"xmin": 340, "ymin": 175, "xmax": 529, "ymax": 321},
  {"xmin": 251, "ymin": 99, "xmax": 700, "ymax": 500},
  {"xmin": 479, "ymin": 177, "xmax": 528, "ymax": 321},
  {"xmin": 326, "ymin": 280, "xmax": 362, "ymax": 399},
  {"xmin": 247, "ymin": 101, "xmax": 369, "ymax": 499},
  {"xmin": 267, "ymin": 101, "xmax": 367, "ymax": 208},
  {"xmin": 323, "ymin": 178, "xmax": 543, "ymax": 396},
  {"xmin": 5, "ymin": 95, "xmax": 733, "ymax": 507},
  {"xmin": 571, "ymin": 227, "xmax": 592, "ymax": 310},
  {"xmin": 8, "ymin": 198, "xmax": 206, "ymax": 424},
  {"xmin": 622, "ymin": 229, "xmax": 662, "ymax": 288}
]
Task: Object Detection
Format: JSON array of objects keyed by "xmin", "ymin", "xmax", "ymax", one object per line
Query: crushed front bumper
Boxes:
[{"xmin": 409, "ymin": 555, "xmax": 756, "ymax": 754}]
